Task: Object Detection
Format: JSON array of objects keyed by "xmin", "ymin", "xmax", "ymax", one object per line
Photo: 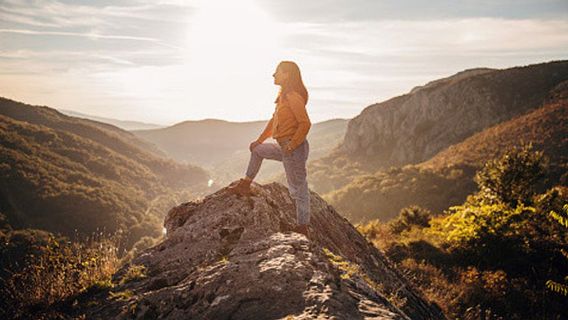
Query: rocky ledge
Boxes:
[{"xmin": 75, "ymin": 182, "xmax": 446, "ymax": 319}]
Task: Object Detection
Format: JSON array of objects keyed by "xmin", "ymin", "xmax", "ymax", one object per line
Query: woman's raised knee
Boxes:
[{"xmin": 251, "ymin": 144, "xmax": 262, "ymax": 156}]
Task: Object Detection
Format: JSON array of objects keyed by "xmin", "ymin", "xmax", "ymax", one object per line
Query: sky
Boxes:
[{"xmin": 1, "ymin": 0, "xmax": 567, "ymax": 125}]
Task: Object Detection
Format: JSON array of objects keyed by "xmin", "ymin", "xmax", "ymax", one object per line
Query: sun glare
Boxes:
[
  {"xmin": 182, "ymin": 0, "xmax": 285, "ymax": 118},
  {"xmin": 187, "ymin": 0, "xmax": 281, "ymax": 64}
]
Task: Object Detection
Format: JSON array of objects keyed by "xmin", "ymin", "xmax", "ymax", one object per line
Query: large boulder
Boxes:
[{"xmin": 78, "ymin": 182, "xmax": 446, "ymax": 319}]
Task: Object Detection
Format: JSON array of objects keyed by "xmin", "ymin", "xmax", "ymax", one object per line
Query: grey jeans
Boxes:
[{"xmin": 245, "ymin": 137, "xmax": 310, "ymax": 225}]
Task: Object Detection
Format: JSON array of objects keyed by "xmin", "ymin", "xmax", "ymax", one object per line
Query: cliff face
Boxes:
[
  {"xmin": 420, "ymin": 80, "xmax": 568, "ymax": 174},
  {"xmin": 340, "ymin": 61, "xmax": 568, "ymax": 169},
  {"xmin": 78, "ymin": 183, "xmax": 445, "ymax": 319},
  {"xmin": 324, "ymin": 80, "xmax": 568, "ymax": 223}
]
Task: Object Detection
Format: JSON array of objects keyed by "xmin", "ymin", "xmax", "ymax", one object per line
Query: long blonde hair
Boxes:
[{"xmin": 275, "ymin": 61, "xmax": 309, "ymax": 105}]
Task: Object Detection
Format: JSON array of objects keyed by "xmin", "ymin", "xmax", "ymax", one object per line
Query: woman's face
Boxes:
[{"xmin": 273, "ymin": 65, "xmax": 289, "ymax": 86}]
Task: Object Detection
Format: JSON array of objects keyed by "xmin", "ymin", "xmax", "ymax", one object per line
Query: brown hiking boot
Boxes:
[
  {"xmin": 227, "ymin": 178, "xmax": 253, "ymax": 196},
  {"xmin": 293, "ymin": 224, "xmax": 310, "ymax": 239}
]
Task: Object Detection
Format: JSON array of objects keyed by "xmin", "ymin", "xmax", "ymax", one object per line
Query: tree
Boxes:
[
  {"xmin": 389, "ymin": 205, "xmax": 432, "ymax": 234},
  {"xmin": 474, "ymin": 143, "xmax": 546, "ymax": 207}
]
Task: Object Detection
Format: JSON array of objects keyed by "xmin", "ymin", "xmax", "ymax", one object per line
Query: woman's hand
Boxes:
[
  {"xmin": 249, "ymin": 141, "xmax": 261, "ymax": 152},
  {"xmin": 283, "ymin": 144, "xmax": 294, "ymax": 156}
]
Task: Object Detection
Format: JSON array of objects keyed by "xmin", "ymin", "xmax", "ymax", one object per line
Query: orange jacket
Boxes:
[{"xmin": 256, "ymin": 91, "xmax": 311, "ymax": 151}]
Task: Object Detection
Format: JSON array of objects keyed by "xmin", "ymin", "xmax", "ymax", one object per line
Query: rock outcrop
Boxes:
[
  {"xmin": 77, "ymin": 182, "xmax": 445, "ymax": 319},
  {"xmin": 340, "ymin": 60, "xmax": 568, "ymax": 169}
]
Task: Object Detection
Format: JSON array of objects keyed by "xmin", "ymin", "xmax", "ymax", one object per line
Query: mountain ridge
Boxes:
[
  {"xmin": 0, "ymin": 97, "xmax": 210, "ymax": 248},
  {"xmin": 58, "ymin": 109, "xmax": 164, "ymax": 131},
  {"xmin": 323, "ymin": 78, "xmax": 568, "ymax": 222},
  {"xmin": 133, "ymin": 117, "xmax": 349, "ymax": 185},
  {"xmin": 340, "ymin": 60, "xmax": 568, "ymax": 169}
]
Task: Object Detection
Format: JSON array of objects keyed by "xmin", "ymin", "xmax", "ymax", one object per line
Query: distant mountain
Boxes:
[
  {"xmin": 419, "ymin": 80, "xmax": 568, "ymax": 176},
  {"xmin": 409, "ymin": 68, "xmax": 495, "ymax": 94},
  {"xmin": 296, "ymin": 60, "xmax": 568, "ymax": 223},
  {"xmin": 133, "ymin": 118, "xmax": 349, "ymax": 185},
  {"xmin": 305, "ymin": 118, "xmax": 350, "ymax": 155},
  {"xmin": 133, "ymin": 119, "xmax": 266, "ymax": 167},
  {"xmin": 309, "ymin": 60, "xmax": 568, "ymax": 196},
  {"xmin": 0, "ymin": 97, "xmax": 210, "ymax": 249},
  {"xmin": 58, "ymin": 109, "xmax": 164, "ymax": 131},
  {"xmin": 8, "ymin": 104, "xmax": 166, "ymax": 158},
  {"xmin": 324, "ymin": 78, "xmax": 568, "ymax": 223},
  {"xmin": 342, "ymin": 60, "xmax": 568, "ymax": 169}
]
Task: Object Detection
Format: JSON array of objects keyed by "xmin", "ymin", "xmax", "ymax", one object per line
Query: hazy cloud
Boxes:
[
  {"xmin": 259, "ymin": 0, "xmax": 568, "ymax": 22},
  {"xmin": 0, "ymin": 0, "xmax": 566, "ymax": 124}
]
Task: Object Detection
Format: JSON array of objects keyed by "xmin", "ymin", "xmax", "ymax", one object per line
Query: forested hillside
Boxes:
[{"xmin": 0, "ymin": 97, "xmax": 210, "ymax": 249}]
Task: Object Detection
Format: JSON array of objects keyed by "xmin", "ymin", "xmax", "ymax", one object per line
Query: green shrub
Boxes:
[
  {"xmin": 389, "ymin": 205, "xmax": 432, "ymax": 234},
  {"xmin": 429, "ymin": 202, "xmax": 534, "ymax": 251},
  {"xmin": 474, "ymin": 143, "xmax": 546, "ymax": 207},
  {"xmin": 356, "ymin": 143, "xmax": 568, "ymax": 319}
]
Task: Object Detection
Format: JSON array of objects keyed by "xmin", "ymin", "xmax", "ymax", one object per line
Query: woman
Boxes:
[{"xmin": 227, "ymin": 61, "xmax": 311, "ymax": 238}]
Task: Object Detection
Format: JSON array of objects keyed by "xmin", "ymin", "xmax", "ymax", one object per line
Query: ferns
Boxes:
[
  {"xmin": 546, "ymin": 280, "xmax": 568, "ymax": 296},
  {"xmin": 548, "ymin": 204, "xmax": 568, "ymax": 228},
  {"xmin": 547, "ymin": 204, "xmax": 568, "ymax": 297}
]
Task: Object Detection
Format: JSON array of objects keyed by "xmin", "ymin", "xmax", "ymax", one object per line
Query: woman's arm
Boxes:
[
  {"xmin": 286, "ymin": 92, "xmax": 311, "ymax": 151},
  {"xmin": 256, "ymin": 116, "xmax": 274, "ymax": 143}
]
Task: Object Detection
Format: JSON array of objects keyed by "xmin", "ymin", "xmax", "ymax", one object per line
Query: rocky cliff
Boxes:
[
  {"xmin": 340, "ymin": 60, "xmax": 568, "ymax": 169},
  {"xmin": 322, "ymin": 80, "xmax": 568, "ymax": 222},
  {"xmin": 75, "ymin": 182, "xmax": 445, "ymax": 319}
]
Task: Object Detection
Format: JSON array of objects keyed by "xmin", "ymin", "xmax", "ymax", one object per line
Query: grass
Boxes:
[
  {"xmin": 119, "ymin": 264, "xmax": 147, "ymax": 285},
  {"xmin": 0, "ymin": 231, "xmax": 120, "ymax": 318}
]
